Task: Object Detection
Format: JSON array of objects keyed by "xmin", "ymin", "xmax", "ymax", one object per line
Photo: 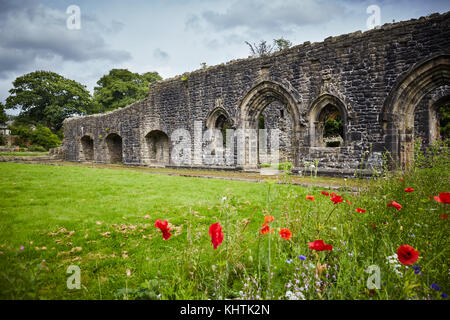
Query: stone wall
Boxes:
[{"xmin": 63, "ymin": 12, "xmax": 450, "ymax": 175}]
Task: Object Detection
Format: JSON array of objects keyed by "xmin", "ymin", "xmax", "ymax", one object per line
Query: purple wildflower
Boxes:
[
  {"xmin": 441, "ymin": 293, "xmax": 448, "ymax": 298},
  {"xmin": 286, "ymin": 259, "xmax": 293, "ymax": 264},
  {"xmin": 412, "ymin": 265, "xmax": 421, "ymax": 274},
  {"xmin": 298, "ymin": 255, "xmax": 306, "ymax": 260},
  {"xmin": 431, "ymin": 283, "xmax": 441, "ymax": 291},
  {"xmin": 20, "ymin": 246, "xmax": 25, "ymax": 250}
]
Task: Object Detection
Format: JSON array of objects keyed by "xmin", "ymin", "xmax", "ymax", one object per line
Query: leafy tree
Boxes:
[
  {"xmin": 9, "ymin": 124, "xmax": 61, "ymax": 150},
  {"xmin": 273, "ymin": 38, "xmax": 293, "ymax": 51},
  {"xmin": 246, "ymin": 38, "xmax": 293, "ymax": 57},
  {"xmin": 0, "ymin": 102, "xmax": 7, "ymax": 125},
  {"xmin": 5, "ymin": 71, "xmax": 94, "ymax": 132},
  {"xmin": 92, "ymin": 69, "xmax": 162, "ymax": 113},
  {"xmin": 324, "ymin": 116, "xmax": 343, "ymax": 138}
]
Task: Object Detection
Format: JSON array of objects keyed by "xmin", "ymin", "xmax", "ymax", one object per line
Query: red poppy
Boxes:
[
  {"xmin": 346, "ymin": 200, "xmax": 352, "ymax": 205},
  {"xmin": 433, "ymin": 193, "xmax": 450, "ymax": 204},
  {"xmin": 369, "ymin": 222, "xmax": 377, "ymax": 229},
  {"xmin": 355, "ymin": 208, "xmax": 366, "ymax": 213},
  {"xmin": 387, "ymin": 200, "xmax": 402, "ymax": 210},
  {"xmin": 306, "ymin": 195, "xmax": 315, "ymax": 201},
  {"xmin": 264, "ymin": 215, "xmax": 274, "ymax": 223},
  {"xmin": 397, "ymin": 245, "xmax": 419, "ymax": 266},
  {"xmin": 279, "ymin": 228, "xmax": 292, "ymax": 240},
  {"xmin": 404, "ymin": 188, "xmax": 414, "ymax": 192},
  {"xmin": 440, "ymin": 214, "xmax": 448, "ymax": 219},
  {"xmin": 308, "ymin": 240, "xmax": 332, "ymax": 251},
  {"xmin": 260, "ymin": 223, "xmax": 273, "ymax": 234},
  {"xmin": 321, "ymin": 191, "xmax": 329, "ymax": 196},
  {"xmin": 330, "ymin": 192, "xmax": 338, "ymax": 197},
  {"xmin": 398, "ymin": 178, "xmax": 404, "ymax": 183},
  {"xmin": 155, "ymin": 219, "xmax": 172, "ymax": 240},
  {"xmin": 209, "ymin": 222, "xmax": 224, "ymax": 250},
  {"xmin": 330, "ymin": 195, "xmax": 343, "ymax": 204}
]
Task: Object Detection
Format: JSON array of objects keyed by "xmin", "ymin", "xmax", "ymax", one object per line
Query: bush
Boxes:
[
  {"xmin": 29, "ymin": 145, "xmax": 47, "ymax": 152},
  {"xmin": 30, "ymin": 126, "xmax": 61, "ymax": 150}
]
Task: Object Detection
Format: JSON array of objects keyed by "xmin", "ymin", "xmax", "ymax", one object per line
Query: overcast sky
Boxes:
[{"xmin": 1, "ymin": 0, "xmax": 449, "ymax": 114}]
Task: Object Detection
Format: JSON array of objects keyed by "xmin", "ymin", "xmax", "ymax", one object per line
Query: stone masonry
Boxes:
[{"xmin": 63, "ymin": 12, "xmax": 450, "ymax": 176}]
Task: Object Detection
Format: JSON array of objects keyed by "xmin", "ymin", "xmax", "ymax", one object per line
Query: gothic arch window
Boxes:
[{"xmin": 145, "ymin": 130, "xmax": 170, "ymax": 165}]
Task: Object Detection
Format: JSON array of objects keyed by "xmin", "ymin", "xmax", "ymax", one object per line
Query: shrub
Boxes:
[
  {"xmin": 29, "ymin": 145, "xmax": 47, "ymax": 152},
  {"xmin": 30, "ymin": 126, "xmax": 61, "ymax": 150}
]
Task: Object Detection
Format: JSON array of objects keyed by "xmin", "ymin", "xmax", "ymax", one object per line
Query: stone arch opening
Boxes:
[
  {"xmin": 105, "ymin": 133, "xmax": 123, "ymax": 164},
  {"xmin": 382, "ymin": 54, "xmax": 450, "ymax": 168},
  {"xmin": 80, "ymin": 135, "xmax": 94, "ymax": 161},
  {"xmin": 239, "ymin": 81, "xmax": 302, "ymax": 168},
  {"xmin": 145, "ymin": 130, "xmax": 170, "ymax": 165},
  {"xmin": 205, "ymin": 107, "xmax": 233, "ymax": 156},
  {"xmin": 309, "ymin": 94, "xmax": 348, "ymax": 148}
]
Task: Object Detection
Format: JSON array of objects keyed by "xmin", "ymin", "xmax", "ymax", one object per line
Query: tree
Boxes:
[
  {"xmin": 245, "ymin": 38, "xmax": 293, "ymax": 57},
  {"xmin": 92, "ymin": 69, "xmax": 162, "ymax": 113},
  {"xmin": 0, "ymin": 102, "xmax": 7, "ymax": 125},
  {"xmin": 5, "ymin": 71, "xmax": 94, "ymax": 132}
]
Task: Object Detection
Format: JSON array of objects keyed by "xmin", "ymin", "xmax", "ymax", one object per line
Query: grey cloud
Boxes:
[
  {"xmin": 153, "ymin": 48, "xmax": 170, "ymax": 60},
  {"xmin": 200, "ymin": 0, "xmax": 348, "ymax": 33},
  {"xmin": 0, "ymin": 0, "xmax": 131, "ymax": 78}
]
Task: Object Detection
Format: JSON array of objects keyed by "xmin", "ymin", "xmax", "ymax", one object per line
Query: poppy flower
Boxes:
[
  {"xmin": 308, "ymin": 240, "xmax": 332, "ymax": 251},
  {"xmin": 155, "ymin": 219, "xmax": 172, "ymax": 240},
  {"xmin": 387, "ymin": 201, "xmax": 402, "ymax": 210},
  {"xmin": 369, "ymin": 222, "xmax": 377, "ymax": 229},
  {"xmin": 306, "ymin": 195, "xmax": 315, "ymax": 201},
  {"xmin": 346, "ymin": 200, "xmax": 352, "ymax": 205},
  {"xmin": 321, "ymin": 191, "xmax": 329, "ymax": 196},
  {"xmin": 264, "ymin": 215, "xmax": 274, "ymax": 223},
  {"xmin": 398, "ymin": 178, "xmax": 404, "ymax": 183},
  {"xmin": 433, "ymin": 193, "xmax": 450, "ymax": 204},
  {"xmin": 260, "ymin": 223, "xmax": 273, "ymax": 234},
  {"xmin": 355, "ymin": 208, "xmax": 366, "ymax": 213},
  {"xmin": 440, "ymin": 215, "xmax": 448, "ymax": 219},
  {"xmin": 397, "ymin": 244, "xmax": 419, "ymax": 266},
  {"xmin": 279, "ymin": 228, "xmax": 292, "ymax": 240},
  {"xmin": 209, "ymin": 222, "xmax": 224, "ymax": 250},
  {"xmin": 330, "ymin": 192, "xmax": 338, "ymax": 197},
  {"xmin": 330, "ymin": 195, "xmax": 343, "ymax": 204},
  {"xmin": 404, "ymin": 188, "xmax": 414, "ymax": 192}
]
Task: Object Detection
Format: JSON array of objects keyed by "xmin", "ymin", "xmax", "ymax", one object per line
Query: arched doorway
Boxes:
[
  {"xmin": 205, "ymin": 108, "xmax": 233, "ymax": 162},
  {"xmin": 105, "ymin": 133, "xmax": 123, "ymax": 164},
  {"xmin": 239, "ymin": 81, "xmax": 302, "ymax": 169},
  {"xmin": 80, "ymin": 135, "xmax": 94, "ymax": 161},
  {"xmin": 145, "ymin": 130, "xmax": 170, "ymax": 165},
  {"xmin": 382, "ymin": 54, "xmax": 450, "ymax": 168}
]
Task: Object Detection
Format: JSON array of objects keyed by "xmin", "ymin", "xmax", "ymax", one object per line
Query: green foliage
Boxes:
[
  {"xmin": 29, "ymin": 145, "xmax": 47, "ymax": 152},
  {"xmin": 246, "ymin": 38, "xmax": 292, "ymax": 57},
  {"xmin": 0, "ymin": 102, "xmax": 8, "ymax": 125},
  {"xmin": 273, "ymin": 38, "xmax": 292, "ymax": 51},
  {"xmin": 439, "ymin": 104, "xmax": 450, "ymax": 139},
  {"xmin": 5, "ymin": 71, "xmax": 94, "ymax": 132},
  {"xmin": 92, "ymin": 69, "xmax": 162, "ymax": 113},
  {"xmin": 9, "ymin": 124, "xmax": 60, "ymax": 150},
  {"xmin": 324, "ymin": 116, "xmax": 343, "ymax": 138}
]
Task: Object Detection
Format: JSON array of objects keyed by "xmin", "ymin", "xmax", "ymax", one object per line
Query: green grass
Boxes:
[
  {"xmin": 0, "ymin": 147, "xmax": 448, "ymax": 300},
  {"xmin": 0, "ymin": 152, "xmax": 49, "ymax": 156}
]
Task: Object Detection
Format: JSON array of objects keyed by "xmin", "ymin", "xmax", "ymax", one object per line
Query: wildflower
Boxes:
[
  {"xmin": 397, "ymin": 245, "xmax": 419, "ymax": 266},
  {"xmin": 321, "ymin": 191, "xmax": 329, "ymax": 196},
  {"xmin": 286, "ymin": 259, "xmax": 293, "ymax": 264},
  {"xmin": 308, "ymin": 240, "xmax": 332, "ymax": 251},
  {"xmin": 154, "ymin": 219, "xmax": 172, "ymax": 240},
  {"xmin": 398, "ymin": 178, "xmax": 404, "ymax": 182},
  {"xmin": 346, "ymin": 200, "xmax": 352, "ymax": 205},
  {"xmin": 330, "ymin": 192, "xmax": 338, "ymax": 197},
  {"xmin": 355, "ymin": 208, "xmax": 366, "ymax": 213},
  {"xmin": 298, "ymin": 255, "xmax": 306, "ymax": 260},
  {"xmin": 260, "ymin": 223, "xmax": 273, "ymax": 234},
  {"xmin": 412, "ymin": 265, "xmax": 421, "ymax": 275},
  {"xmin": 209, "ymin": 223, "xmax": 224, "ymax": 250},
  {"xmin": 330, "ymin": 195, "xmax": 343, "ymax": 204},
  {"xmin": 431, "ymin": 283, "xmax": 441, "ymax": 291},
  {"xmin": 264, "ymin": 215, "xmax": 274, "ymax": 223},
  {"xmin": 404, "ymin": 188, "xmax": 414, "ymax": 192},
  {"xmin": 279, "ymin": 229, "xmax": 292, "ymax": 240},
  {"xmin": 441, "ymin": 293, "xmax": 448, "ymax": 298},
  {"xmin": 306, "ymin": 195, "xmax": 315, "ymax": 201},
  {"xmin": 387, "ymin": 201, "xmax": 402, "ymax": 211},
  {"xmin": 440, "ymin": 215, "xmax": 448, "ymax": 219},
  {"xmin": 20, "ymin": 246, "xmax": 25, "ymax": 250},
  {"xmin": 434, "ymin": 193, "xmax": 450, "ymax": 204}
]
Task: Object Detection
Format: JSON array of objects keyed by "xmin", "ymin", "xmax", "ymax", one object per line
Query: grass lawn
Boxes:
[{"xmin": 0, "ymin": 160, "xmax": 448, "ymax": 300}]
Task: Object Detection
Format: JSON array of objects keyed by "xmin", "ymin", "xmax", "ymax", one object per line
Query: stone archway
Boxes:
[
  {"xmin": 239, "ymin": 81, "xmax": 302, "ymax": 169},
  {"xmin": 80, "ymin": 135, "xmax": 94, "ymax": 161},
  {"xmin": 308, "ymin": 94, "xmax": 348, "ymax": 148},
  {"xmin": 382, "ymin": 54, "xmax": 450, "ymax": 168},
  {"xmin": 105, "ymin": 133, "xmax": 123, "ymax": 164},
  {"xmin": 145, "ymin": 130, "xmax": 170, "ymax": 165}
]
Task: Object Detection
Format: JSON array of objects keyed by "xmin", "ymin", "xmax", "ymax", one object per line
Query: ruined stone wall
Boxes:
[{"xmin": 63, "ymin": 12, "xmax": 450, "ymax": 175}]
